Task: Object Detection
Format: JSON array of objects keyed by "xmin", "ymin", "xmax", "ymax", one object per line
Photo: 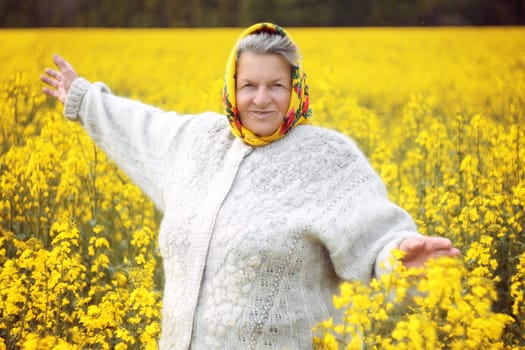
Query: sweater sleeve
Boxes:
[
  {"xmin": 63, "ymin": 77, "xmax": 193, "ymax": 211},
  {"xmin": 315, "ymin": 141, "xmax": 422, "ymax": 283}
]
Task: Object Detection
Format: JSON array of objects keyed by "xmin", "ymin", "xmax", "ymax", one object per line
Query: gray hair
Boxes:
[{"xmin": 236, "ymin": 32, "xmax": 301, "ymax": 66}]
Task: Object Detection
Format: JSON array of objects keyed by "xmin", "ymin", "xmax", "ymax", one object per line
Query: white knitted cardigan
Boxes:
[{"xmin": 64, "ymin": 78, "xmax": 421, "ymax": 350}]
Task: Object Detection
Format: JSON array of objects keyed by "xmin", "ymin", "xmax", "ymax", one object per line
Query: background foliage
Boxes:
[
  {"xmin": 0, "ymin": 27, "xmax": 524, "ymax": 348},
  {"xmin": 1, "ymin": 0, "xmax": 524, "ymax": 27}
]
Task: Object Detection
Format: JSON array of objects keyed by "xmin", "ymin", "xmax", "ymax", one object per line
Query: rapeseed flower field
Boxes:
[{"xmin": 1, "ymin": 27, "xmax": 524, "ymax": 349}]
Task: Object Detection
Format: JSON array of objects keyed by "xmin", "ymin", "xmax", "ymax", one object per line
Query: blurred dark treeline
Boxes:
[{"xmin": 1, "ymin": 0, "xmax": 524, "ymax": 27}]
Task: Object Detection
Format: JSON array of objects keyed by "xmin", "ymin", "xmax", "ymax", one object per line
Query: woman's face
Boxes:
[{"xmin": 236, "ymin": 52, "xmax": 292, "ymax": 137}]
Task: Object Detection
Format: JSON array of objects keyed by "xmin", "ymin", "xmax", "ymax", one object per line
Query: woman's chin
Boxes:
[{"xmin": 241, "ymin": 118, "xmax": 282, "ymax": 137}]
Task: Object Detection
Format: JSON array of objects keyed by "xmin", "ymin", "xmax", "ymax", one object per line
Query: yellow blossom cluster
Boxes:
[
  {"xmin": 1, "ymin": 27, "xmax": 524, "ymax": 348},
  {"xmin": 1, "ymin": 31, "xmax": 162, "ymax": 348},
  {"xmin": 313, "ymin": 256, "xmax": 514, "ymax": 349}
]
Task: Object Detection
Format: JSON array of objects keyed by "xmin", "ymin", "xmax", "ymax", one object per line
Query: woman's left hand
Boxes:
[{"xmin": 399, "ymin": 236, "xmax": 461, "ymax": 269}]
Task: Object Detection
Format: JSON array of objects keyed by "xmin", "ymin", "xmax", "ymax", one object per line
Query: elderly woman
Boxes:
[{"xmin": 41, "ymin": 23, "xmax": 459, "ymax": 350}]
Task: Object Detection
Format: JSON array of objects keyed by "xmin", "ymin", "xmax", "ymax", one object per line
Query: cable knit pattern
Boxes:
[{"xmin": 64, "ymin": 78, "xmax": 422, "ymax": 350}]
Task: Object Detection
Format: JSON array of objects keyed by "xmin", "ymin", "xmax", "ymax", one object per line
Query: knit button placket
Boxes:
[{"xmin": 180, "ymin": 140, "xmax": 252, "ymax": 350}]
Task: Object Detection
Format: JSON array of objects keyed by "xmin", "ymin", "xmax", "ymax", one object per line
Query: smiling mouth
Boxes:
[{"xmin": 251, "ymin": 111, "xmax": 274, "ymax": 119}]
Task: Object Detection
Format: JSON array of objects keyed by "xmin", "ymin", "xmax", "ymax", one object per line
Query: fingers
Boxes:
[
  {"xmin": 41, "ymin": 54, "xmax": 73, "ymax": 104},
  {"xmin": 398, "ymin": 236, "xmax": 424, "ymax": 253},
  {"xmin": 53, "ymin": 53, "xmax": 77, "ymax": 77},
  {"xmin": 427, "ymin": 236, "xmax": 453, "ymax": 250},
  {"xmin": 41, "ymin": 66, "xmax": 63, "ymax": 100},
  {"xmin": 399, "ymin": 236, "xmax": 461, "ymax": 269},
  {"xmin": 426, "ymin": 237, "xmax": 461, "ymax": 257},
  {"xmin": 423, "ymin": 237, "xmax": 462, "ymax": 261},
  {"xmin": 40, "ymin": 69, "xmax": 61, "ymax": 99},
  {"xmin": 40, "ymin": 70, "xmax": 60, "ymax": 88},
  {"xmin": 45, "ymin": 67, "xmax": 61, "ymax": 80},
  {"xmin": 426, "ymin": 245, "xmax": 460, "ymax": 259},
  {"xmin": 400, "ymin": 236, "xmax": 457, "ymax": 255},
  {"xmin": 42, "ymin": 86, "xmax": 59, "ymax": 99},
  {"xmin": 53, "ymin": 53, "xmax": 69, "ymax": 71}
]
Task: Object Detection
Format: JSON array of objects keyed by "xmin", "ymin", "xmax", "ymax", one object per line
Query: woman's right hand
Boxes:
[{"xmin": 40, "ymin": 54, "xmax": 79, "ymax": 104}]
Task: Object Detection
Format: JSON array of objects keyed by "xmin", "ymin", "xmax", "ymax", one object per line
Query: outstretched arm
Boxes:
[
  {"xmin": 38, "ymin": 53, "xmax": 194, "ymax": 211},
  {"xmin": 40, "ymin": 53, "xmax": 78, "ymax": 104},
  {"xmin": 399, "ymin": 236, "xmax": 460, "ymax": 269}
]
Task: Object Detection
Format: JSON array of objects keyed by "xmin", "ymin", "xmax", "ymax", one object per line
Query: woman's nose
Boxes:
[{"xmin": 253, "ymin": 86, "xmax": 271, "ymax": 106}]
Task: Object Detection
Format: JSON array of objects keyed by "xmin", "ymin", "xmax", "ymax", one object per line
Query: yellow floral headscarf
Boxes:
[{"xmin": 223, "ymin": 23, "xmax": 312, "ymax": 147}]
